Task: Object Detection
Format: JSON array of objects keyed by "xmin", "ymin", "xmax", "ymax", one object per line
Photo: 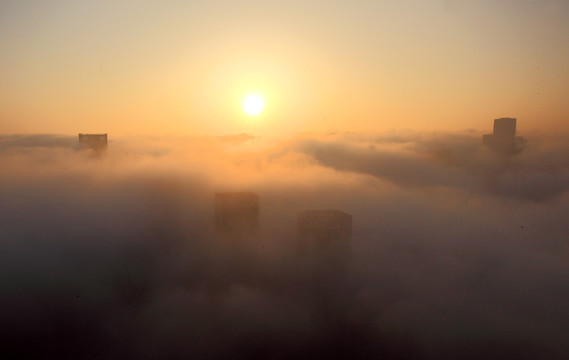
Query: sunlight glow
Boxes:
[{"xmin": 243, "ymin": 94, "xmax": 264, "ymax": 116}]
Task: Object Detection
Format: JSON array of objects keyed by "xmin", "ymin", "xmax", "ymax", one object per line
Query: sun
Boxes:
[{"xmin": 243, "ymin": 94, "xmax": 264, "ymax": 116}]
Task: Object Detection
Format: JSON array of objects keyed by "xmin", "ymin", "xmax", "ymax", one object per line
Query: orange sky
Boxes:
[{"xmin": 1, "ymin": 0, "xmax": 568, "ymax": 136}]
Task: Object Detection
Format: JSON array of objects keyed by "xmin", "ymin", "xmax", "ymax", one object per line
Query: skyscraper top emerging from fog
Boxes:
[
  {"xmin": 297, "ymin": 209, "xmax": 352, "ymax": 256},
  {"xmin": 483, "ymin": 118, "xmax": 526, "ymax": 155},
  {"xmin": 78, "ymin": 133, "xmax": 107, "ymax": 152},
  {"xmin": 492, "ymin": 117, "xmax": 516, "ymax": 138}
]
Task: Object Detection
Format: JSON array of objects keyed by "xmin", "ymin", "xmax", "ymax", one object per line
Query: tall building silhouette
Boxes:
[
  {"xmin": 78, "ymin": 133, "xmax": 108, "ymax": 154},
  {"xmin": 482, "ymin": 118, "xmax": 526, "ymax": 154},
  {"xmin": 214, "ymin": 192, "xmax": 259, "ymax": 235},
  {"xmin": 298, "ymin": 209, "xmax": 352, "ymax": 323},
  {"xmin": 297, "ymin": 209, "xmax": 352, "ymax": 256}
]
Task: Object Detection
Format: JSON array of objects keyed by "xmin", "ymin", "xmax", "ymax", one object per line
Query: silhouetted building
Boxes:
[
  {"xmin": 214, "ymin": 192, "xmax": 259, "ymax": 235},
  {"xmin": 78, "ymin": 133, "xmax": 108, "ymax": 153},
  {"xmin": 298, "ymin": 210, "xmax": 352, "ymax": 323},
  {"xmin": 483, "ymin": 118, "xmax": 526, "ymax": 155},
  {"xmin": 297, "ymin": 209, "xmax": 352, "ymax": 256}
]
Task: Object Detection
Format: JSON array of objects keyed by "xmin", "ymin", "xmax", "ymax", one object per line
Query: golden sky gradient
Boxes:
[{"xmin": 1, "ymin": 0, "xmax": 568, "ymax": 136}]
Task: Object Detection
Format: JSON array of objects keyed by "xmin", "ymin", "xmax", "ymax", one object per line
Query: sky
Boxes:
[{"xmin": 1, "ymin": 0, "xmax": 568, "ymax": 135}]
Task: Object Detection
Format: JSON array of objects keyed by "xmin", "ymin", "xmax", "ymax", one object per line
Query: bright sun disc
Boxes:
[{"xmin": 243, "ymin": 94, "xmax": 264, "ymax": 116}]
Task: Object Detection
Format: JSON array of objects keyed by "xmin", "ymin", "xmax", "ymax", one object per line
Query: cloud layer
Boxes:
[{"xmin": 1, "ymin": 131, "xmax": 568, "ymax": 359}]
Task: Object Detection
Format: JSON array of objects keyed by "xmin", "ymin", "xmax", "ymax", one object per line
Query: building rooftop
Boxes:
[
  {"xmin": 78, "ymin": 133, "xmax": 108, "ymax": 153},
  {"xmin": 482, "ymin": 118, "xmax": 526, "ymax": 155},
  {"xmin": 297, "ymin": 209, "xmax": 352, "ymax": 255}
]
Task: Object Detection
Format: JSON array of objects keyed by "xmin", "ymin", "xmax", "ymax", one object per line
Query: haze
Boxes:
[{"xmin": 1, "ymin": 1, "xmax": 569, "ymax": 359}]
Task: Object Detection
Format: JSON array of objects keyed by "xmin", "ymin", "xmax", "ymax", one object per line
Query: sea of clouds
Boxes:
[{"xmin": 1, "ymin": 131, "xmax": 568, "ymax": 359}]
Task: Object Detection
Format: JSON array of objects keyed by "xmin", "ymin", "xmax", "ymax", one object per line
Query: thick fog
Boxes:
[{"xmin": 1, "ymin": 132, "xmax": 568, "ymax": 359}]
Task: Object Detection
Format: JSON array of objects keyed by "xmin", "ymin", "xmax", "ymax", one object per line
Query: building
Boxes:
[
  {"xmin": 78, "ymin": 133, "xmax": 108, "ymax": 153},
  {"xmin": 298, "ymin": 209, "xmax": 352, "ymax": 321},
  {"xmin": 297, "ymin": 209, "xmax": 352, "ymax": 256},
  {"xmin": 482, "ymin": 118, "xmax": 526, "ymax": 155},
  {"xmin": 214, "ymin": 192, "xmax": 259, "ymax": 235}
]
